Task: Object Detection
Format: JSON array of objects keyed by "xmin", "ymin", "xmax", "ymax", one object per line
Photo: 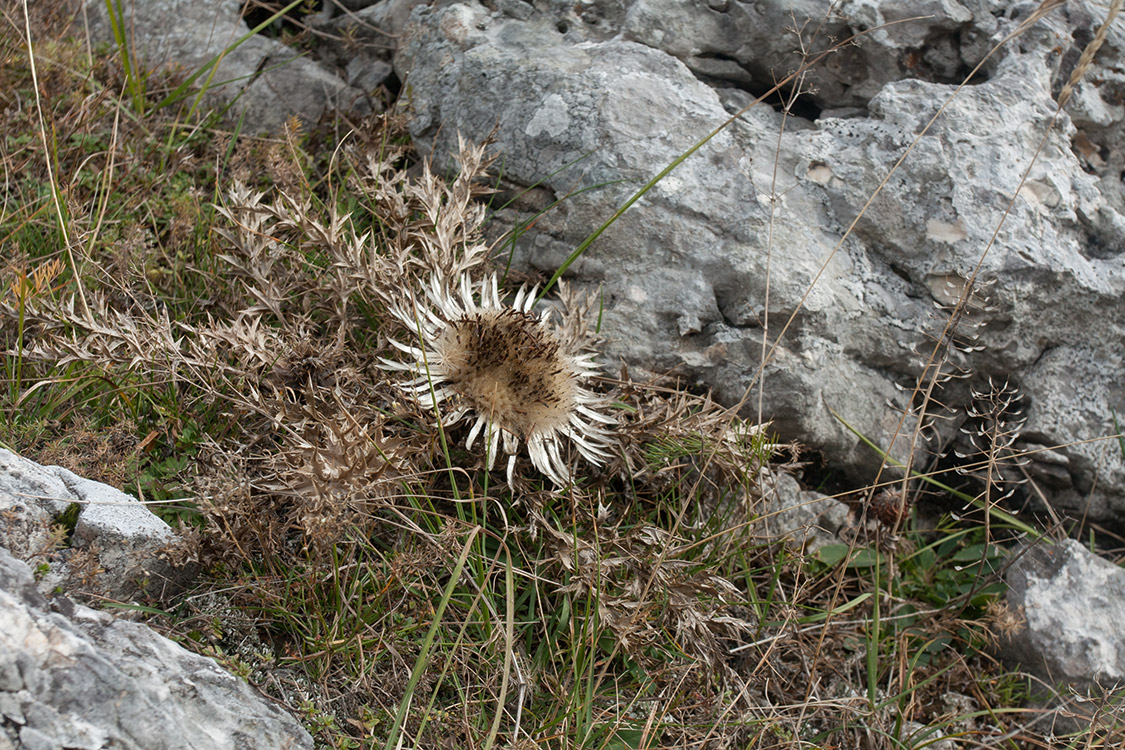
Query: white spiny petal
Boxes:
[
  {"xmin": 378, "ymin": 356, "xmax": 418, "ymax": 371},
  {"xmin": 402, "ymin": 382, "xmax": 447, "ymax": 397},
  {"xmin": 381, "ymin": 271, "xmax": 616, "ymax": 486},
  {"xmin": 528, "ymin": 434, "xmax": 560, "ymax": 485},
  {"xmin": 446, "ymin": 405, "xmax": 471, "ymax": 424},
  {"xmin": 522, "ymin": 286, "xmax": 539, "ymax": 313},
  {"xmin": 570, "ymin": 433, "xmax": 612, "ymax": 460},
  {"xmin": 466, "ymin": 414, "xmax": 487, "ymax": 450},
  {"xmin": 460, "ymin": 274, "xmax": 475, "ymax": 309},
  {"xmin": 489, "ymin": 420, "xmax": 502, "ymax": 453},
  {"xmin": 387, "ymin": 338, "xmax": 426, "ymax": 357},
  {"xmin": 420, "ymin": 305, "xmax": 445, "ymax": 330},
  {"xmin": 545, "ymin": 438, "xmax": 567, "ymax": 482},
  {"xmin": 484, "ymin": 423, "xmax": 501, "ymax": 470},
  {"xmin": 575, "ymin": 403, "xmax": 616, "ymax": 423}
]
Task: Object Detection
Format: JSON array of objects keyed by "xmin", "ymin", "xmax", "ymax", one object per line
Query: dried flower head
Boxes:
[{"xmin": 381, "ymin": 274, "xmax": 615, "ymax": 485}]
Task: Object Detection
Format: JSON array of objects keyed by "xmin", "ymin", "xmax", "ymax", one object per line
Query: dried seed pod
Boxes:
[{"xmin": 867, "ymin": 490, "xmax": 912, "ymax": 528}]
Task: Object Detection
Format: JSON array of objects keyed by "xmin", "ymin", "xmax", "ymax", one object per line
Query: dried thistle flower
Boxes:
[{"xmin": 380, "ymin": 273, "xmax": 615, "ymax": 486}]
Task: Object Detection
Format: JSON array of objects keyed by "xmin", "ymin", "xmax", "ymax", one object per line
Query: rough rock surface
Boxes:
[
  {"xmin": 393, "ymin": 0, "xmax": 1125, "ymax": 525},
  {"xmin": 0, "ymin": 546, "xmax": 312, "ymax": 750},
  {"xmin": 1000, "ymin": 538, "xmax": 1125, "ymax": 687},
  {"xmin": 760, "ymin": 470, "xmax": 849, "ymax": 552},
  {"xmin": 82, "ymin": 0, "xmax": 372, "ymax": 133},
  {"xmin": 309, "ymin": 0, "xmax": 428, "ymax": 96},
  {"xmin": 0, "ymin": 449, "xmax": 188, "ymax": 602}
]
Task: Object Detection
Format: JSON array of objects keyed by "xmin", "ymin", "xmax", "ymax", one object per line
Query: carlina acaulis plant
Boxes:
[{"xmin": 380, "ymin": 273, "xmax": 616, "ymax": 486}]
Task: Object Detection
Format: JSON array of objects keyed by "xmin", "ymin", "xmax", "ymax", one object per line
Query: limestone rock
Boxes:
[
  {"xmin": 82, "ymin": 0, "xmax": 371, "ymax": 133},
  {"xmin": 0, "ymin": 450, "xmax": 72, "ymax": 559},
  {"xmin": 394, "ymin": 0, "xmax": 1125, "ymax": 524},
  {"xmin": 760, "ymin": 470, "xmax": 849, "ymax": 552},
  {"xmin": 0, "ymin": 546, "xmax": 311, "ymax": 749},
  {"xmin": 311, "ymin": 0, "xmax": 432, "ymax": 97},
  {"xmin": 1000, "ymin": 539, "xmax": 1125, "ymax": 686},
  {"xmin": 336, "ymin": 0, "xmax": 431, "ymax": 39},
  {"xmin": 0, "ymin": 449, "xmax": 189, "ymax": 602}
]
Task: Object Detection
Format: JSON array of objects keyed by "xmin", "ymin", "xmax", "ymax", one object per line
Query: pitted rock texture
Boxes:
[
  {"xmin": 0, "ymin": 546, "xmax": 311, "ymax": 750},
  {"xmin": 761, "ymin": 470, "xmax": 849, "ymax": 552},
  {"xmin": 1000, "ymin": 539, "xmax": 1125, "ymax": 687},
  {"xmin": 394, "ymin": 0, "xmax": 1125, "ymax": 524}
]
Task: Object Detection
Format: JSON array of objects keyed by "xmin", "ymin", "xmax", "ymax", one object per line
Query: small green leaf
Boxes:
[
  {"xmin": 602, "ymin": 728, "xmax": 646, "ymax": 750},
  {"xmin": 815, "ymin": 544, "xmax": 851, "ymax": 566},
  {"xmin": 848, "ymin": 548, "xmax": 883, "ymax": 569},
  {"xmin": 813, "ymin": 544, "xmax": 883, "ymax": 569}
]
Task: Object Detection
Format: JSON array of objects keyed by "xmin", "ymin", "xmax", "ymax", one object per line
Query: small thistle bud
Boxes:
[
  {"xmin": 380, "ymin": 274, "xmax": 615, "ymax": 486},
  {"xmin": 867, "ymin": 490, "xmax": 912, "ymax": 528}
]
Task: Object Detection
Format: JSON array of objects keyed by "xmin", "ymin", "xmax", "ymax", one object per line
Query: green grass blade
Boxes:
[
  {"xmin": 830, "ymin": 407, "xmax": 1045, "ymax": 540},
  {"xmin": 383, "ymin": 526, "xmax": 479, "ymax": 750},
  {"xmin": 866, "ymin": 553, "xmax": 881, "ymax": 707},
  {"xmin": 482, "ymin": 545, "xmax": 515, "ymax": 750},
  {"xmin": 152, "ymin": 0, "xmax": 307, "ymax": 115},
  {"xmin": 104, "ymin": 0, "xmax": 144, "ymax": 113}
]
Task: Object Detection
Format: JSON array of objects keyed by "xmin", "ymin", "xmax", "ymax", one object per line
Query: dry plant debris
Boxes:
[{"xmin": 1, "ymin": 5, "xmax": 1122, "ymax": 749}]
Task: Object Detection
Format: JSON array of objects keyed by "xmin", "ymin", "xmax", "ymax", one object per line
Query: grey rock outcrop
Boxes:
[
  {"xmin": 1000, "ymin": 539, "xmax": 1125, "ymax": 687},
  {"xmin": 0, "ymin": 449, "xmax": 189, "ymax": 602},
  {"xmin": 760, "ymin": 470, "xmax": 849, "ymax": 551},
  {"xmin": 82, "ymin": 0, "xmax": 372, "ymax": 133},
  {"xmin": 309, "ymin": 0, "xmax": 429, "ymax": 97},
  {"xmin": 322, "ymin": 0, "xmax": 427, "ymax": 39},
  {"xmin": 0, "ymin": 546, "xmax": 312, "ymax": 750},
  {"xmin": 393, "ymin": 0, "xmax": 1125, "ymax": 525}
]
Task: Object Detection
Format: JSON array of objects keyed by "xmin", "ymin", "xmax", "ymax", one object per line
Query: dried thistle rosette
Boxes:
[{"xmin": 380, "ymin": 274, "xmax": 615, "ymax": 486}]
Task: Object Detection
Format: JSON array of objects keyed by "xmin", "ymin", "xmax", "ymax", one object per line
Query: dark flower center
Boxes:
[{"xmin": 439, "ymin": 309, "xmax": 575, "ymax": 436}]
